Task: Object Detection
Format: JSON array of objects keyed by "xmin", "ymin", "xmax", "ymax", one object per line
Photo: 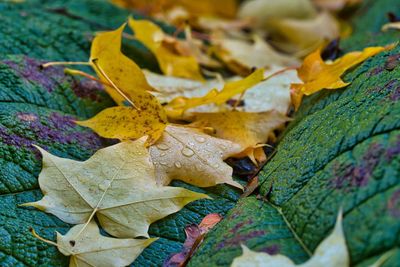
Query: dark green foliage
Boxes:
[{"xmin": 189, "ymin": 0, "xmax": 400, "ymax": 266}]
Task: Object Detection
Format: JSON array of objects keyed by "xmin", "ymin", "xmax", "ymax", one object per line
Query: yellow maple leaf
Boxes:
[
  {"xmin": 88, "ymin": 24, "xmax": 167, "ymax": 144},
  {"xmin": 76, "ymin": 106, "xmax": 166, "ymax": 146},
  {"xmin": 32, "ymin": 222, "xmax": 157, "ymax": 267},
  {"xmin": 165, "ymin": 68, "xmax": 264, "ymax": 119},
  {"xmin": 23, "ymin": 138, "xmax": 208, "ymax": 238},
  {"xmin": 128, "ymin": 17, "xmax": 204, "ymax": 80},
  {"xmin": 190, "ymin": 111, "xmax": 289, "ymax": 164},
  {"xmin": 291, "ymin": 45, "xmax": 388, "ymax": 110},
  {"xmin": 149, "ymin": 125, "xmax": 243, "ymax": 189},
  {"xmin": 90, "ymin": 24, "xmax": 155, "ymax": 105}
]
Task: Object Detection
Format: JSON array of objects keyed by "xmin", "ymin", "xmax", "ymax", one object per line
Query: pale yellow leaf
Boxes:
[
  {"xmin": 23, "ymin": 138, "xmax": 208, "ymax": 238},
  {"xmin": 56, "ymin": 222, "xmax": 157, "ymax": 267},
  {"xmin": 212, "ymin": 35, "xmax": 299, "ymax": 75},
  {"xmin": 149, "ymin": 125, "xmax": 243, "ymax": 189},
  {"xmin": 238, "ymin": 0, "xmax": 317, "ymax": 29}
]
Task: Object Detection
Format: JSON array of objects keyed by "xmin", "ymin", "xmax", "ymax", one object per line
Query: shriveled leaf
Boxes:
[
  {"xmin": 291, "ymin": 45, "xmax": 388, "ymax": 110},
  {"xmin": 76, "ymin": 106, "xmax": 166, "ymax": 146},
  {"xmin": 54, "ymin": 222, "xmax": 157, "ymax": 267},
  {"xmin": 231, "ymin": 211, "xmax": 348, "ymax": 267},
  {"xmin": 211, "ymin": 35, "xmax": 299, "ymax": 76},
  {"xmin": 128, "ymin": 17, "xmax": 203, "ymax": 80},
  {"xmin": 23, "ymin": 138, "xmax": 208, "ymax": 238},
  {"xmin": 266, "ymin": 12, "xmax": 340, "ymax": 55},
  {"xmin": 190, "ymin": 111, "xmax": 289, "ymax": 163},
  {"xmin": 149, "ymin": 125, "xmax": 243, "ymax": 189},
  {"xmin": 165, "ymin": 213, "xmax": 222, "ymax": 267},
  {"xmin": 165, "ymin": 68, "xmax": 264, "ymax": 119},
  {"xmin": 238, "ymin": 0, "xmax": 317, "ymax": 28}
]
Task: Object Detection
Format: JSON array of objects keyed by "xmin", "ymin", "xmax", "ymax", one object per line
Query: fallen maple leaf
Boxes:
[
  {"xmin": 211, "ymin": 35, "xmax": 299, "ymax": 76},
  {"xmin": 231, "ymin": 210, "xmax": 349, "ymax": 267},
  {"xmin": 89, "ymin": 24, "xmax": 168, "ymax": 144},
  {"xmin": 23, "ymin": 138, "xmax": 208, "ymax": 238},
  {"xmin": 190, "ymin": 111, "xmax": 289, "ymax": 164},
  {"xmin": 165, "ymin": 68, "xmax": 264, "ymax": 119},
  {"xmin": 128, "ymin": 17, "xmax": 204, "ymax": 80},
  {"xmin": 165, "ymin": 213, "xmax": 222, "ymax": 267},
  {"xmin": 149, "ymin": 125, "xmax": 243, "ymax": 189},
  {"xmin": 76, "ymin": 106, "xmax": 166, "ymax": 146},
  {"xmin": 32, "ymin": 221, "xmax": 157, "ymax": 267},
  {"xmin": 291, "ymin": 45, "xmax": 388, "ymax": 110}
]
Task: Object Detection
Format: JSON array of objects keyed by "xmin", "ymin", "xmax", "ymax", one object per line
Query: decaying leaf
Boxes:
[
  {"xmin": 291, "ymin": 45, "xmax": 388, "ymax": 110},
  {"xmin": 33, "ymin": 221, "xmax": 157, "ymax": 267},
  {"xmin": 128, "ymin": 17, "xmax": 204, "ymax": 80},
  {"xmin": 165, "ymin": 68, "xmax": 264, "ymax": 119},
  {"xmin": 190, "ymin": 111, "xmax": 289, "ymax": 163},
  {"xmin": 76, "ymin": 106, "xmax": 166, "ymax": 146},
  {"xmin": 149, "ymin": 125, "xmax": 243, "ymax": 189},
  {"xmin": 89, "ymin": 24, "xmax": 167, "ymax": 144},
  {"xmin": 382, "ymin": 22, "xmax": 400, "ymax": 31},
  {"xmin": 266, "ymin": 12, "xmax": 340, "ymax": 55},
  {"xmin": 23, "ymin": 138, "xmax": 208, "ymax": 238},
  {"xmin": 165, "ymin": 213, "xmax": 222, "ymax": 267},
  {"xmin": 211, "ymin": 35, "xmax": 299, "ymax": 76},
  {"xmin": 238, "ymin": 0, "xmax": 317, "ymax": 29},
  {"xmin": 231, "ymin": 210, "xmax": 349, "ymax": 267}
]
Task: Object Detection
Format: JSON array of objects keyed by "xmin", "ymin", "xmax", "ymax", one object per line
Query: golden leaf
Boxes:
[
  {"xmin": 190, "ymin": 111, "xmax": 289, "ymax": 163},
  {"xmin": 128, "ymin": 17, "xmax": 204, "ymax": 80},
  {"xmin": 76, "ymin": 106, "xmax": 166, "ymax": 146},
  {"xmin": 149, "ymin": 125, "xmax": 243, "ymax": 189},
  {"xmin": 23, "ymin": 138, "xmax": 208, "ymax": 238},
  {"xmin": 89, "ymin": 24, "xmax": 167, "ymax": 144},
  {"xmin": 112, "ymin": 0, "xmax": 237, "ymax": 18},
  {"xmin": 165, "ymin": 68, "xmax": 264, "ymax": 119},
  {"xmin": 291, "ymin": 45, "xmax": 388, "ymax": 110}
]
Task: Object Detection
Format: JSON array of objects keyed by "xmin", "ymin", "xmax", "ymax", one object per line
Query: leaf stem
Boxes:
[
  {"xmin": 64, "ymin": 68, "xmax": 112, "ymax": 87},
  {"xmin": 41, "ymin": 61, "xmax": 91, "ymax": 68},
  {"xmin": 91, "ymin": 58, "xmax": 139, "ymax": 110}
]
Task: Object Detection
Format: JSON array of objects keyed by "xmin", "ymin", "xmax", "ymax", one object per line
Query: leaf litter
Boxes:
[{"xmin": 25, "ymin": 0, "xmax": 395, "ymax": 265}]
